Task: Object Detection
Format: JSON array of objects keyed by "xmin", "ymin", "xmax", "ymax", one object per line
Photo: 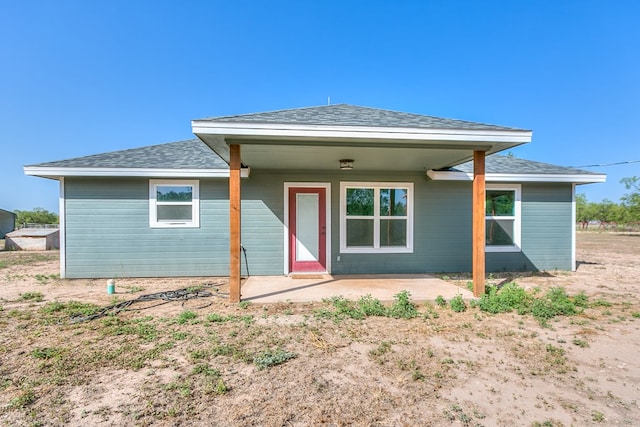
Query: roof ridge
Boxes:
[
  {"xmin": 201, "ymin": 104, "xmax": 349, "ymax": 121},
  {"xmin": 196, "ymin": 104, "xmax": 527, "ymax": 131}
]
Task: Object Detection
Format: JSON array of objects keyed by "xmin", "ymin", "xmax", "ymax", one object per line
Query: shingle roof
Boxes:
[
  {"xmin": 27, "ymin": 139, "xmax": 228, "ymax": 169},
  {"xmin": 27, "ymin": 138, "xmax": 598, "ymax": 177},
  {"xmin": 452, "ymin": 155, "xmax": 602, "ymax": 175},
  {"xmin": 198, "ymin": 104, "xmax": 526, "ymax": 131}
]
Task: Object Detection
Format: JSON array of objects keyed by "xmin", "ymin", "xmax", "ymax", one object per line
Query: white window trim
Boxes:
[
  {"xmin": 149, "ymin": 179, "xmax": 200, "ymax": 228},
  {"xmin": 486, "ymin": 183, "xmax": 521, "ymax": 253},
  {"xmin": 340, "ymin": 182, "xmax": 414, "ymax": 254}
]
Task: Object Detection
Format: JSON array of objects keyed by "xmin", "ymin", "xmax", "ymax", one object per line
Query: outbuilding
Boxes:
[{"xmin": 0, "ymin": 209, "xmax": 16, "ymax": 239}]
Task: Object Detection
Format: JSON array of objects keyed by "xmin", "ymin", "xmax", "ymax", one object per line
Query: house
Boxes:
[
  {"xmin": 0, "ymin": 209, "xmax": 16, "ymax": 239},
  {"xmin": 24, "ymin": 104, "xmax": 605, "ymax": 300}
]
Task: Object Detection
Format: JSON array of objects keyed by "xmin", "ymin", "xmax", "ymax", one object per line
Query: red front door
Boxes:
[{"xmin": 289, "ymin": 187, "xmax": 326, "ymax": 273}]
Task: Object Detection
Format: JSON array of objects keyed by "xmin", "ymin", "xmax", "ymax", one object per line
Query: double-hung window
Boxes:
[
  {"xmin": 485, "ymin": 184, "xmax": 521, "ymax": 252},
  {"xmin": 149, "ymin": 180, "xmax": 200, "ymax": 228},
  {"xmin": 340, "ymin": 182, "xmax": 413, "ymax": 253}
]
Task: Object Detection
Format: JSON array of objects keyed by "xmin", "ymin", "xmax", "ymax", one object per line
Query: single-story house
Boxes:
[
  {"xmin": 0, "ymin": 209, "xmax": 16, "ymax": 239},
  {"xmin": 24, "ymin": 104, "xmax": 605, "ymax": 300}
]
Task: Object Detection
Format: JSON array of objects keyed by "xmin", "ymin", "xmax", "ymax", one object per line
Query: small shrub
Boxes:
[
  {"xmin": 388, "ymin": 291, "xmax": 418, "ymax": 319},
  {"xmin": 238, "ymin": 301, "xmax": 252, "ymax": 309},
  {"xmin": 329, "ymin": 296, "xmax": 364, "ymax": 320},
  {"xmin": 10, "ymin": 389, "xmax": 36, "ymax": 408},
  {"xmin": 531, "ymin": 287, "xmax": 579, "ymax": 324},
  {"xmin": 572, "ymin": 338, "xmax": 589, "ymax": 348},
  {"xmin": 31, "ymin": 347, "xmax": 63, "ymax": 359},
  {"xmin": 41, "ymin": 301, "xmax": 65, "ymax": 313},
  {"xmin": 176, "ymin": 310, "xmax": 198, "ymax": 324},
  {"xmin": 369, "ymin": 341, "xmax": 392, "ymax": 357},
  {"xmin": 357, "ymin": 294, "xmax": 387, "ymax": 317},
  {"xmin": 591, "ymin": 410, "xmax": 605, "ymax": 422},
  {"xmin": 545, "ymin": 344, "xmax": 568, "ymax": 369},
  {"xmin": 412, "ymin": 369, "xmax": 425, "ymax": 381},
  {"xmin": 573, "ymin": 291, "xmax": 589, "ymax": 308},
  {"xmin": 253, "ymin": 349, "xmax": 297, "ymax": 369},
  {"xmin": 214, "ymin": 378, "xmax": 229, "ymax": 395},
  {"xmin": 192, "ymin": 364, "xmax": 220, "ymax": 377},
  {"xmin": 478, "ymin": 283, "xmax": 530, "ymax": 314},
  {"xmin": 19, "ymin": 292, "xmax": 44, "ymax": 302},
  {"xmin": 591, "ymin": 299, "xmax": 612, "ymax": 307},
  {"xmin": 207, "ymin": 313, "xmax": 226, "ymax": 322},
  {"xmin": 435, "ymin": 295, "xmax": 446, "ymax": 307},
  {"xmin": 449, "ymin": 295, "xmax": 467, "ymax": 313}
]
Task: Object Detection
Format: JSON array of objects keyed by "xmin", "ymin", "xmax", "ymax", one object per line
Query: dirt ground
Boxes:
[{"xmin": 0, "ymin": 232, "xmax": 639, "ymax": 426}]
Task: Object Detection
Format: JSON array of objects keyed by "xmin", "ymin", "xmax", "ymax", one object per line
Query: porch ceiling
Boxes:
[
  {"xmin": 194, "ymin": 133, "xmax": 528, "ymax": 172},
  {"xmin": 239, "ymin": 143, "xmax": 478, "ymax": 171}
]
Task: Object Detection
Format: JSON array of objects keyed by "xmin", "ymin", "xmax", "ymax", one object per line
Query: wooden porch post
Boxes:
[
  {"xmin": 229, "ymin": 144, "xmax": 241, "ymax": 303},
  {"xmin": 472, "ymin": 150, "xmax": 486, "ymax": 297}
]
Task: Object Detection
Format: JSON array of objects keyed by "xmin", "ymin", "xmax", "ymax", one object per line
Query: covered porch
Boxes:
[
  {"xmin": 191, "ymin": 105, "xmax": 533, "ymax": 302},
  {"xmin": 241, "ymin": 274, "xmax": 473, "ymax": 303}
]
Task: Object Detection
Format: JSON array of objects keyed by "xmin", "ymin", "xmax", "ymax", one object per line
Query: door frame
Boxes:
[{"xmin": 283, "ymin": 182, "xmax": 331, "ymax": 274}]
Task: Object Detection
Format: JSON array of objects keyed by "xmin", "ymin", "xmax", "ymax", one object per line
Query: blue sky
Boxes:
[{"xmin": 1, "ymin": 0, "xmax": 638, "ymax": 213}]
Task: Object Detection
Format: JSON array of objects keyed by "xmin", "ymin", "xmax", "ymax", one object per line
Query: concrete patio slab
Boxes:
[{"xmin": 240, "ymin": 274, "xmax": 473, "ymax": 303}]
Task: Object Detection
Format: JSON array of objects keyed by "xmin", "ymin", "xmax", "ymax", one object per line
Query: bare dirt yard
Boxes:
[{"xmin": 1, "ymin": 232, "xmax": 639, "ymax": 426}]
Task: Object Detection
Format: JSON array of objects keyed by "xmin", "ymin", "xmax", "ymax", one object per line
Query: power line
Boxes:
[{"xmin": 572, "ymin": 159, "xmax": 640, "ymax": 168}]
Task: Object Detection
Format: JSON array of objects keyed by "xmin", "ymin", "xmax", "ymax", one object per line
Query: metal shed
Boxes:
[{"xmin": 0, "ymin": 209, "xmax": 16, "ymax": 239}]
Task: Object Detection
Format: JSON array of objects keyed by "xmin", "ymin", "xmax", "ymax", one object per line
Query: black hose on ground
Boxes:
[{"xmin": 70, "ymin": 286, "xmax": 228, "ymax": 323}]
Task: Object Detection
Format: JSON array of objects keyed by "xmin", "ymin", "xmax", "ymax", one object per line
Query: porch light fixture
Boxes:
[{"xmin": 339, "ymin": 159, "xmax": 354, "ymax": 170}]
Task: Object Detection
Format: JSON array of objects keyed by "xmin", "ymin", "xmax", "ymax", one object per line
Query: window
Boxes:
[
  {"xmin": 485, "ymin": 184, "xmax": 520, "ymax": 252},
  {"xmin": 149, "ymin": 180, "xmax": 200, "ymax": 228},
  {"xmin": 340, "ymin": 182, "xmax": 413, "ymax": 253}
]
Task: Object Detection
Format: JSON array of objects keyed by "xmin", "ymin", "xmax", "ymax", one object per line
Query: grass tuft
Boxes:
[{"xmin": 253, "ymin": 348, "xmax": 297, "ymax": 369}]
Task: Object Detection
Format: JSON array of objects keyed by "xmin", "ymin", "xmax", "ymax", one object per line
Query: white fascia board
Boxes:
[
  {"xmin": 426, "ymin": 170, "xmax": 607, "ymax": 183},
  {"xmin": 24, "ymin": 167, "xmax": 251, "ymax": 179},
  {"xmin": 191, "ymin": 121, "xmax": 533, "ymax": 144}
]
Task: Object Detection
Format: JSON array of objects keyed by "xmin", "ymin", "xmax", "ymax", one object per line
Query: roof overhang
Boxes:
[
  {"xmin": 24, "ymin": 166, "xmax": 250, "ymax": 180},
  {"xmin": 427, "ymin": 170, "xmax": 607, "ymax": 184},
  {"xmin": 191, "ymin": 121, "xmax": 533, "ymax": 172}
]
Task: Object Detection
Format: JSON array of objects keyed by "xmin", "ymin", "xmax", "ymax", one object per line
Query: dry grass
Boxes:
[{"xmin": 1, "ymin": 232, "xmax": 639, "ymax": 426}]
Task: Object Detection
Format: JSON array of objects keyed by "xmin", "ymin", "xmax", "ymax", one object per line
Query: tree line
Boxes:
[
  {"xmin": 14, "ymin": 208, "xmax": 59, "ymax": 227},
  {"xmin": 577, "ymin": 176, "xmax": 640, "ymax": 227}
]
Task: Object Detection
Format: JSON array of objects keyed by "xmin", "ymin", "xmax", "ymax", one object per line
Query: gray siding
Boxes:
[
  {"xmin": 486, "ymin": 183, "xmax": 573, "ymax": 272},
  {"xmin": 62, "ymin": 175, "xmax": 574, "ymax": 278},
  {"xmin": 64, "ymin": 178, "xmax": 230, "ymax": 278}
]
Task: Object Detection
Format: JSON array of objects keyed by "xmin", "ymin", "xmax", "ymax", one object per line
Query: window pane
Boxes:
[
  {"xmin": 486, "ymin": 190, "xmax": 514, "ymax": 216},
  {"xmin": 380, "ymin": 188, "xmax": 407, "ymax": 216},
  {"xmin": 346, "ymin": 219, "xmax": 374, "ymax": 247},
  {"xmin": 157, "ymin": 205, "xmax": 193, "ymax": 221},
  {"xmin": 380, "ymin": 219, "xmax": 407, "ymax": 246},
  {"xmin": 486, "ymin": 219, "xmax": 514, "ymax": 246},
  {"xmin": 346, "ymin": 188, "xmax": 374, "ymax": 216},
  {"xmin": 157, "ymin": 186, "xmax": 193, "ymax": 202}
]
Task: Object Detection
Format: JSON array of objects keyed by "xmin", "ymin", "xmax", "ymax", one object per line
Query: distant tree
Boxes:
[
  {"xmin": 620, "ymin": 176, "xmax": 640, "ymax": 222},
  {"xmin": 14, "ymin": 208, "xmax": 59, "ymax": 227},
  {"xmin": 576, "ymin": 193, "xmax": 592, "ymax": 224},
  {"xmin": 592, "ymin": 199, "xmax": 622, "ymax": 225}
]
